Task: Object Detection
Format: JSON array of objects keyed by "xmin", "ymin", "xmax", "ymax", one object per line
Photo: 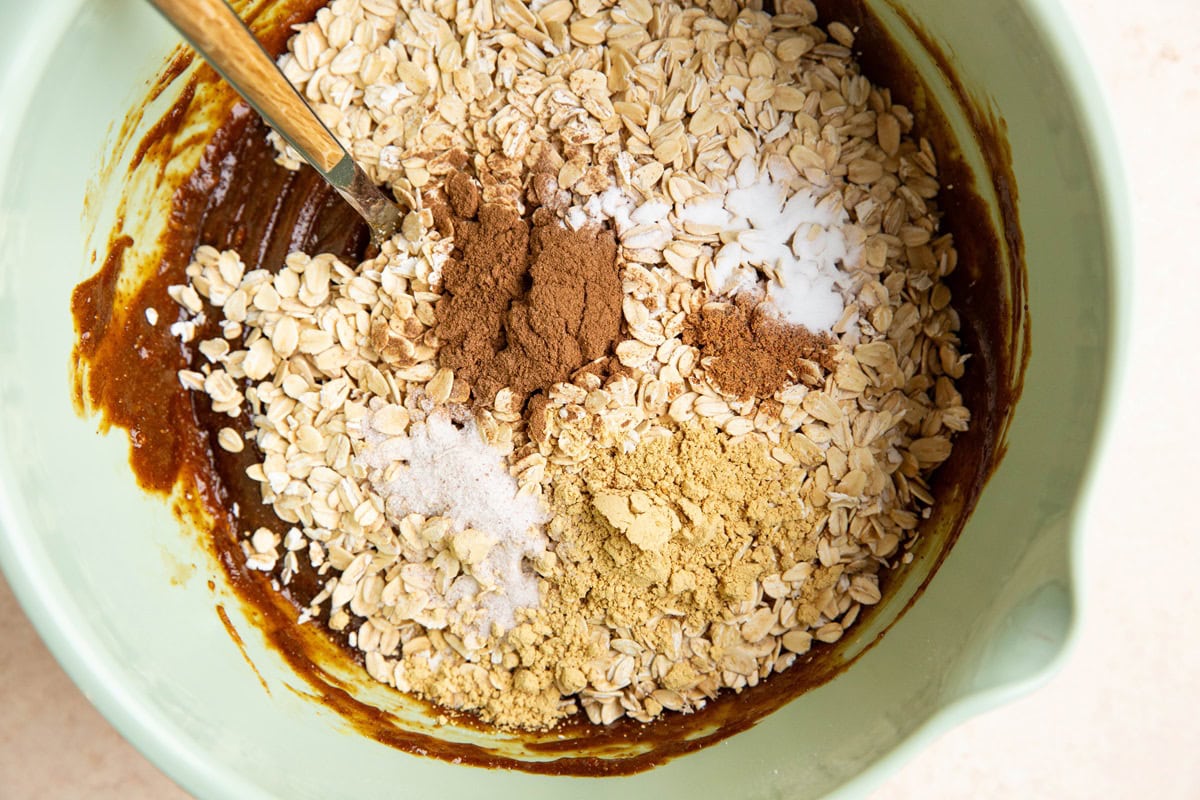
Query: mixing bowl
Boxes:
[{"xmin": 0, "ymin": 0, "xmax": 1125, "ymax": 796}]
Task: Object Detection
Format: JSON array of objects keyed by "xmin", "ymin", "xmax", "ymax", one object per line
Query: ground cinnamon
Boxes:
[
  {"xmin": 682, "ymin": 297, "xmax": 836, "ymax": 399},
  {"xmin": 434, "ymin": 171, "xmax": 621, "ymax": 406}
]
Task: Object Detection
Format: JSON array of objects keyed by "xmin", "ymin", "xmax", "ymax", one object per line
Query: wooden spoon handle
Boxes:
[{"xmin": 148, "ymin": 0, "xmax": 346, "ymax": 174}]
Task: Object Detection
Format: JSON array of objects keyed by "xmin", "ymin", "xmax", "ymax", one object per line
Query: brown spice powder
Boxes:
[
  {"xmin": 434, "ymin": 171, "xmax": 622, "ymax": 406},
  {"xmin": 683, "ymin": 297, "xmax": 837, "ymax": 399}
]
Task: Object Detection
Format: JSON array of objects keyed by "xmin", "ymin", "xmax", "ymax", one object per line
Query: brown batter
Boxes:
[{"xmin": 69, "ymin": 0, "xmax": 1027, "ymax": 777}]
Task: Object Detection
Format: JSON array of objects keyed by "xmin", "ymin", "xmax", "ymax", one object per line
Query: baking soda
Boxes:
[{"xmin": 680, "ymin": 158, "xmax": 860, "ymax": 331}]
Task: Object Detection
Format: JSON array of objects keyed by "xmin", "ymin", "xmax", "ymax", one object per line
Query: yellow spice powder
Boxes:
[{"xmin": 542, "ymin": 421, "xmax": 837, "ymax": 635}]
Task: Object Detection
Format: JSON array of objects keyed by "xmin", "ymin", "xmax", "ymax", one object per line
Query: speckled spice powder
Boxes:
[
  {"xmin": 683, "ymin": 296, "xmax": 837, "ymax": 399},
  {"xmin": 434, "ymin": 171, "xmax": 622, "ymax": 406}
]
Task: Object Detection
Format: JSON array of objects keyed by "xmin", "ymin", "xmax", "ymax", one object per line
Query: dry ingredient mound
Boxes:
[
  {"xmin": 434, "ymin": 170, "xmax": 621, "ymax": 406},
  {"xmin": 542, "ymin": 421, "xmax": 837, "ymax": 637},
  {"xmin": 683, "ymin": 297, "xmax": 837, "ymax": 399},
  {"xmin": 145, "ymin": 0, "xmax": 976, "ymax": 737},
  {"xmin": 357, "ymin": 409, "xmax": 549, "ymax": 636}
]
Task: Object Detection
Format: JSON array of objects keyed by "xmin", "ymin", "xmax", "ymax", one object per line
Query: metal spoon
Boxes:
[{"xmin": 148, "ymin": 0, "xmax": 402, "ymax": 245}]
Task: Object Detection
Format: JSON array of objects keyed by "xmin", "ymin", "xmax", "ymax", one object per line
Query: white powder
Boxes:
[
  {"xmin": 558, "ymin": 159, "xmax": 858, "ymax": 332},
  {"xmin": 677, "ymin": 196, "xmax": 733, "ymax": 229},
  {"xmin": 678, "ymin": 157, "xmax": 861, "ymax": 332},
  {"xmin": 568, "ymin": 186, "xmax": 674, "ymax": 252},
  {"xmin": 357, "ymin": 410, "xmax": 548, "ymax": 634}
]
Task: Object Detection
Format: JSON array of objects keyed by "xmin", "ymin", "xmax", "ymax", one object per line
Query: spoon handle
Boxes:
[
  {"xmin": 149, "ymin": 0, "xmax": 345, "ymax": 172},
  {"xmin": 148, "ymin": 0, "xmax": 401, "ymax": 243}
]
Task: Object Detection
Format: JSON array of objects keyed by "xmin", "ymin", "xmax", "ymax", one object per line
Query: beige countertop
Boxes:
[{"xmin": 2, "ymin": 0, "xmax": 1196, "ymax": 797}]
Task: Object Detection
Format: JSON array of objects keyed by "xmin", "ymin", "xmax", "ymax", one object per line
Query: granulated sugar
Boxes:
[{"xmin": 357, "ymin": 409, "xmax": 548, "ymax": 633}]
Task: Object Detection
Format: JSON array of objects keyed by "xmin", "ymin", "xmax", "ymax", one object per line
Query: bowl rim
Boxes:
[
  {"xmin": 0, "ymin": 0, "xmax": 1130, "ymax": 797},
  {"xmin": 824, "ymin": 0, "xmax": 1132, "ymax": 794}
]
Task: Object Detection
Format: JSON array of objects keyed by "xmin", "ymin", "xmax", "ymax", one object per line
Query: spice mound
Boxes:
[
  {"xmin": 683, "ymin": 296, "xmax": 836, "ymax": 399},
  {"xmin": 161, "ymin": 0, "xmax": 972, "ymax": 730},
  {"xmin": 434, "ymin": 169, "xmax": 622, "ymax": 405}
]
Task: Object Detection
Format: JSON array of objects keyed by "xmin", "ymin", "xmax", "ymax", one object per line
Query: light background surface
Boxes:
[{"xmin": 1, "ymin": 0, "xmax": 1196, "ymax": 796}]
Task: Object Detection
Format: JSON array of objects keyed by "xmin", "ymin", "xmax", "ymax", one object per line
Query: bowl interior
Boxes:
[{"xmin": 0, "ymin": 0, "xmax": 1118, "ymax": 797}]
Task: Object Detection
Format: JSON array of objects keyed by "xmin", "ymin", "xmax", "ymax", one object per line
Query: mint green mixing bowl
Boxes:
[{"xmin": 0, "ymin": 0, "xmax": 1125, "ymax": 796}]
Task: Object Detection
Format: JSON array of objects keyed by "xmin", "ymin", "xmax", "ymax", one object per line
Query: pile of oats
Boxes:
[{"xmin": 168, "ymin": 0, "xmax": 970, "ymax": 729}]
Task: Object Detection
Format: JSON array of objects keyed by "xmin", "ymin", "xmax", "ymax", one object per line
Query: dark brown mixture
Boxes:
[
  {"xmin": 683, "ymin": 298, "xmax": 836, "ymax": 399},
  {"xmin": 433, "ymin": 170, "xmax": 622, "ymax": 406}
]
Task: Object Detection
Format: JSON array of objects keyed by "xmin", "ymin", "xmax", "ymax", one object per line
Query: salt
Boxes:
[{"xmin": 357, "ymin": 410, "xmax": 549, "ymax": 633}]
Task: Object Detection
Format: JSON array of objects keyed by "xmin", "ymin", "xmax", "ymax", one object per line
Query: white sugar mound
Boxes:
[{"xmin": 358, "ymin": 411, "xmax": 549, "ymax": 633}]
